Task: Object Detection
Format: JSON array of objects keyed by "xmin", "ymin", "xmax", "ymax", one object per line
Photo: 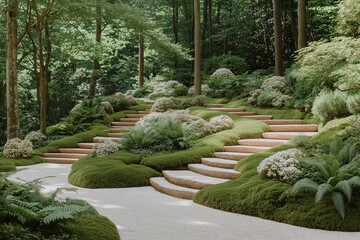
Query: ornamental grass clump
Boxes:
[
  {"xmin": 93, "ymin": 140, "xmax": 120, "ymax": 157},
  {"xmin": 3, "ymin": 138, "xmax": 33, "ymax": 158},
  {"xmin": 257, "ymin": 148, "xmax": 303, "ymax": 181},
  {"xmin": 25, "ymin": 131, "xmax": 47, "ymax": 142}
]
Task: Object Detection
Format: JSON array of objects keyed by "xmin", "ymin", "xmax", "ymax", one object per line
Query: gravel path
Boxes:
[{"xmin": 9, "ymin": 163, "xmax": 360, "ymax": 240}]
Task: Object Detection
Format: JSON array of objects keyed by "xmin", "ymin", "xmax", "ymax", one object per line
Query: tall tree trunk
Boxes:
[
  {"xmin": 0, "ymin": 82, "xmax": 5, "ymax": 109},
  {"xmin": 223, "ymin": 0, "xmax": 232, "ymax": 55},
  {"xmin": 44, "ymin": 22, "xmax": 51, "ymax": 115},
  {"xmin": 298, "ymin": 0, "xmax": 307, "ymax": 49},
  {"xmin": 289, "ymin": 0, "xmax": 298, "ymax": 50},
  {"xmin": 194, "ymin": 0, "xmax": 201, "ymax": 95},
  {"xmin": 183, "ymin": 0, "xmax": 194, "ymax": 82},
  {"xmin": 202, "ymin": 0, "xmax": 208, "ymax": 58},
  {"xmin": 172, "ymin": 0, "xmax": 179, "ymax": 69},
  {"xmin": 139, "ymin": 34, "xmax": 144, "ymax": 88},
  {"xmin": 273, "ymin": 0, "xmax": 283, "ymax": 76},
  {"xmin": 208, "ymin": 0, "xmax": 213, "ymax": 58},
  {"xmin": 6, "ymin": 0, "xmax": 20, "ymax": 140},
  {"xmin": 88, "ymin": 10, "xmax": 102, "ymax": 99}
]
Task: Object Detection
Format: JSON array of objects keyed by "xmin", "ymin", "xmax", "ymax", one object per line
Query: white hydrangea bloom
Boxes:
[
  {"xmin": 93, "ymin": 140, "xmax": 119, "ymax": 157},
  {"xmin": 257, "ymin": 148, "xmax": 303, "ymax": 181},
  {"xmin": 210, "ymin": 68, "xmax": 235, "ymax": 79},
  {"xmin": 151, "ymin": 97, "xmax": 177, "ymax": 113},
  {"xmin": 272, "ymin": 95, "xmax": 292, "ymax": 108},
  {"xmin": 3, "ymin": 138, "xmax": 33, "ymax": 158},
  {"xmin": 248, "ymin": 89, "xmax": 264, "ymax": 105},
  {"xmin": 261, "ymin": 76, "xmax": 287, "ymax": 93},
  {"xmin": 188, "ymin": 84, "xmax": 214, "ymax": 96},
  {"xmin": 101, "ymin": 101, "xmax": 114, "ymax": 114},
  {"xmin": 25, "ymin": 131, "xmax": 47, "ymax": 142},
  {"xmin": 209, "ymin": 115, "xmax": 234, "ymax": 132},
  {"xmin": 115, "ymin": 92, "xmax": 137, "ymax": 105}
]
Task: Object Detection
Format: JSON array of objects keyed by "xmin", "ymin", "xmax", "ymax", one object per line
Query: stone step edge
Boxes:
[{"xmin": 150, "ymin": 177, "xmax": 198, "ymax": 200}]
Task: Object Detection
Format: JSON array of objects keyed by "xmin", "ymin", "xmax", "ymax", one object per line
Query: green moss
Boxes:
[
  {"xmin": 68, "ymin": 151, "xmax": 161, "ymax": 188},
  {"xmin": 0, "ymin": 155, "xmax": 45, "ymax": 172},
  {"xmin": 194, "ymin": 117, "xmax": 360, "ymax": 231},
  {"xmin": 106, "ymin": 110, "xmax": 139, "ymax": 123},
  {"xmin": 205, "ymin": 97, "xmax": 230, "ymax": 104},
  {"xmin": 65, "ymin": 214, "xmax": 120, "ymax": 240},
  {"xmin": 128, "ymin": 104, "xmax": 151, "ymax": 111}
]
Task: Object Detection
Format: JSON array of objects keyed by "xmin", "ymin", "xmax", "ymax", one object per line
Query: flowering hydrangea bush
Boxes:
[
  {"xmin": 209, "ymin": 115, "xmax": 234, "ymax": 132},
  {"xmin": 77, "ymin": 82, "xmax": 104, "ymax": 98},
  {"xmin": 247, "ymin": 89, "xmax": 264, "ymax": 105},
  {"xmin": 101, "ymin": 101, "xmax": 114, "ymax": 114},
  {"xmin": 3, "ymin": 138, "xmax": 33, "ymax": 158},
  {"xmin": 151, "ymin": 97, "xmax": 178, "ymax": 113},
  {"xmin": 115, "ymin": 92, "xmax": 137, "ymax": 105},
  {"xmin": 25, "ymin": 131, "xmax": 47, "ymax": 142},
  {"xmin": 188, "ymin": 84, "xmax": 214, "ymax": 96},
  {"xmin": 210, "ymin": 68, "xmax": 235, "ymax": 79},
  {"xmin": 273, "ymin": 95, "xmax": 292, "ymax": 108},
  {"xmin": 261, "ymin": 76, "xmax": 287, "ymax": 93},
  {"xmin": 92, "ymin": 140, "xmax": 120, "ymax": 157},
  {"xmin": 257, "ymin": 148, "xmax": 303, "ymax": 181},
  {"xmin": 148, "ymin": 80, "xmax": 185, "ymax": 99}
]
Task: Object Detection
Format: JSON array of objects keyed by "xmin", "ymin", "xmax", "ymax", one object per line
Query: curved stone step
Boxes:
[
  {"xmin": 77, "ymin": 143, "xmax": 96, "ymax": 149},
  {"xmin": 201, "ymin": 158, "xmax": 237, "ymax": 169},
  {"xmin": 208, "ymin": 108, "xmax": 245, "ymax": 112},
  {"xmin": 262, "ymin": 132, "xmax": 317, "ymax": 140},
  {"xmin": 107, "ymin": 133, "xmax": 125, "ymax": 137},
  {"xmin": 242, "ymin": 115, "xmax": 273, "ymax": 120},
  {"xmin": 213, "ymin": 152, "xmax": 253, "ymax": 160},
  {"xmin": 93, "ymin": 137, "xmax": 121, "ymax": 143},
  {"xmin": 163, "ymin": 170, "xmax": 228, "ymax": 189},
  {"xmin": 188, "ymin": 164, "xmax": 241, "ymax": 179},
  {"xmin": 44, "ymin": 158, "xmax": 78, "ymax": 164},
  {"xmin": 43, "ymin": 153, "xmax": 87, "ymax": 159},
  {"xmin": 138, "ymin": 110, "xmax": 151, "ymax": 114},
  {"xmin": 111, "ymin": 122, "xmax": 136, "ymax": 126},
  {"xmin": 120, "ymin": 118, "xmax": 140, "ymax": 122},
  {"xmin": 150, "ymin": 177, "xmax": 199, "ymax": 200},
  {"xmin": 208, "ymin": 104, "xmax": 225, "ymax": 108},
  {"xmin": 262, "ymin": 119, "xmax": 303, "ymax": 125},
  {"xmin": 126, "ymin": 114, "xmax": 146, "ymax": 118},
  {"xmin": 238, "ymin": 138, "xmax": 289, "ymax": 147},
  {"xmin": 231, "ymin": 112, "xmax": 257, "ymax": 116},
  {"xmin": 269, "ymin": 124, "xmax": 318, "ymax": 132},
  {"xmin": 224, "ymin": 145, "xmax": 270, "ymax": 153},
  {"xmin": 58, "ymin": 148, "xmax": 93, "ymax": 154},
  {"xmin": 110, "ymin": 128, "xmax": 132, "ymax": 133}
]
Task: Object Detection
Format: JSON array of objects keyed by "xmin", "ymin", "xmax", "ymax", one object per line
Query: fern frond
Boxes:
[
  {"xmin": 290, "ymin": 178, "xmax": 318, "ymax": 194},
  {"xmin": 331, "ymin": 192, "xmax": 345, "ymax": 219},
  {"xmin": 315, "ymin": 183, "xmax": 332, "ymax": 202},
  {"xmin": 348, "ymin": 176, "xmax": 360, "ymax": 187},
  {"xmin": 40, "ymin": 204, "xmax": 90, "ymax": 225},
  {"xmin": 48, "ymin": 187, "xmax": 78, "ymax": 200},
  {"xmin": 335, "ymin": 180, "xmax": 352, "ymax": 202}
]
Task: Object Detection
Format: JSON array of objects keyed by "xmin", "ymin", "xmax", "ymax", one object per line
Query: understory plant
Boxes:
[
  {"xmin": 3, "ymin": 138, "xmax": 33, "ymax": 158},
  {"xmin": 151, "ymin": 96, "xmax": 206, "ymax": 113},
  {"xmin": 93, "ymin": 140, "xmax": 120, "ymax": 157}
]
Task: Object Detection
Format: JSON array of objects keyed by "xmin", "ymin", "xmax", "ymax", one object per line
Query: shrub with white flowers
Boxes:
[
  {"xmin": 257, "ymin": 148, "xmax": 303, "ymax": 181},
  {"xmin": 210, "ymin": 68, "xmax": 235, "ymax": 79},
  {"xmin": 93, "ymin": 140, "xmax": 120, "ymax": 157},
  {"xmin": 209, "ymin": 115, "xmax": 234, "ymax": 132},
  {"xmin": 148, "ymin": 80, "xmax": 185, "ymax": 98},
  {"xmin": 25, "ymin": 131, "xmax": 47, "ymax": 142},
  {"xmin": 115, "ymin": 92, "xmax": 137, "ymax": 105},
  {"xmin": 3, "ymin": 138, "xmax": 33, "ymax": 158},
  {"xmin": 188, "ymin": 84, "xmax": 214, "ymax": 96},
  {"xmin": 125, "ymin": 90, "xmax": 135, "ymax": 96},
  {"xmin": 248, "ymin": 89, "xmax": 264, "ymax": 105},
  {"xmin": 261, "ymin": 76, "xmax": 287, "ymax": 93},
  {"xmin": 101, "ymin": 101, "xmax": 114, "ymax": 114},
  {"xmin": 151, "ymin": 97, "xmax": 178, "ymax": 113},
  {"xmin": 71, "ymin": 104, "xmax": 83, "ymax": 113},
  {"xmin": 273, "ymin": 95, "xmax": 292, "ymax": 108}
]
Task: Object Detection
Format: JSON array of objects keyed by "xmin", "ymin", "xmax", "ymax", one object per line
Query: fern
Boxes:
[
  {"xmin": 290, "ymin": 178, "xmax": 318, "ymax": 194},
  {"xmin": 332, "ymin": 192, "xmax": 345, "ymax": 219},
  {"xmin": 40, "ymin": 205, "xmax": 90, "ymax": 225}
]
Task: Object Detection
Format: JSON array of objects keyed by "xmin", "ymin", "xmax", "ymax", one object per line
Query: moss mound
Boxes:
[
  {"xmin": 0, "ymin": 155, "xmax": 44, "ymax": 172},
  {"xmin": 194, "ymin": 117, "xmax": 360, "ymax": 231},
  {"xmin": 65, "ymin": 214, "xmax": 120, "ymax": 240},
  {"xmin": 68, "ymin": 151, "xmax": 161, "ymax": 188}
]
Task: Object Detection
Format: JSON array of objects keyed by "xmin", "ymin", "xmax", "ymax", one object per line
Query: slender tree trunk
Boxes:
[
  {"xmin": 89, "ymin": 11, "xmax": 102, "ymax": 99},
  {"xmin": 208, "ymin": 0, "xmax": 213, "ymax": 58},
  {"xmin": 6, "ymin": 0, "xmax": 20, "ymax": 140},
  {"xmin": 298, "ymin": 0, "xmax": 307, "ymax": 49},
  {"xmin": 273, "ymin": 0, "xmax": 283, "ymax": 76},
  {"xmin": 34, "ymin": 51, "xmax": 40, "ymax": 105},
  {"xmin": 44, "ymin": 22, "xmax": 51, "ymax": 115},
  {"xmin": 289, "ymin": 0, "xmax": 298, "ymax": 50},
  {"xmin": 194, "ymin": 0, "xmax": 201, "ymax": 95},
  {"xmin": 172, "ymin": 0, "xmax": 179, "ymax": 69},
  {"xmin": 183, "ymin": 0, "xmax": 194, "ymax": 82},
  {"xmin": 139, "ymin": 34, "xmax": 144, "ymax": 88},
  {"xmin": 0, "ymin": 82, "xmax": 5, "ymax": 109}
]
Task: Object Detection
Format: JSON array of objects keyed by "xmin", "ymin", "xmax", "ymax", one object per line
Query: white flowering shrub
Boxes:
[
  {"xmin": 148, "ymin": 80, "xmax": 185, "ymax": 99},
  {"xmin": 273, "ymin": 95, "xmax": 292, "ymax": 108},
  {"xmin": 209, "ymin": 115, "xmax": 234, "ymax": 132},
  {"xmin": 248, "ymin": 89, "xmax": 264, "ymax": 105},
  {"xmin": 93, "ymin": 140, "xmax": 120, "ymax": 157},
  {"xmin": 164, "ymin": 80, "xmax": 185, "ymax": 89},
  {"xmin": 151, "ymin": 97, "xmax": 178, "ymax": 113},
  {"xmin": 210, "ymin": 68, "xmax": 235, "ymax": 79},
  {"xmin": 188, "ymin": 84, "xmax": 214, "ymax": 96},
  {"xmin": 257, "ymin": 148, "xmax": 303, "ymax": 181},
  {"xmin": 115, "ymin": 92, "xmax": 137, "ymax": 105},
  {"xmin": 125, "ymin": 90, "xmax": 135, "ymax": 96},
  {"xmin": 71, "ymin": 104, "xmax": 83, "ymax": 113},
  {"xmin": 25, "ymin": 131, "xmax": 47, "ymax": 142},
  {"xmin": 77, "ymin": 82, "xmax": 104, "ymax": 98},
  {"xmin": 261, "ymin": 76, "xmax": 287, "ymax": 93},
  {"xmin": 101, "ymin": 101, "xmax": 114, "ymax": 114},
  {"xmin": 3, "ymin": 138, "xmax": 33, "ymax": 158}
]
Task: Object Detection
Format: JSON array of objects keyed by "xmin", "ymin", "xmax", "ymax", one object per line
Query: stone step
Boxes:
[
  {"xmin": 146, "ymin": 102, "xmax": 155, "ymax": 105},
  {"xmin": 43, "ymin": 153, "xmax": 87, "ymax": 159},
  {"xmin": 150, "ymin": 177, "xmax": 199, "ymax": 200},
  {"xmin": 111, "ymin": 122, "xmax": 136, "ymax": 126},
  {"xmin": 261, "ymin": 119, "xmax": 303, "ymax": 125},
  {"xmin": 110, "ymin": 128, "xmax": 132, "ymax": 133},
  {"xmin": 77, "ymin": 143, "xmax": 96, "ymax": 149},
  {"xmin": 188, "ymin": 164, "xmax": 241, "ymax": 179},
  {"xmin": 44, "ymin": 158, "xmax": 78, "ymax": 164},
  {"xmin": 120, "ymin": 118, "xmax": 140, "ymax": 122},
  {"xmin": 163, "ymin": 170, "xmax": 229, "ymax": 189},
  {"xmin": 208, "ymin": 104, "xmax": 225, "ymax": 108},
  {"xmin": 138, "ymin": 110, "xmax": 151, "ymax": 114},
  {"xmin": 208, "ymin": 108, "xmax": 245, "ymax": 112},
  {"xmin": 107, "ymin": 133, "xmax": 125, "ymax": 138},
  {"xmin": 238, "ymin": 138, "xmax": 289, "ymax": 147},
  {"xmin": 269, "ymin": 124, "xmax": 318, "ymax": 132},
  {"xmin": 126, "ymin": 114, "xmax": 147, "ymax": 118},
  {"xmin": 224, "ymin": 145, "xmax": 271, "ymax": 153},
  {"xmin": 262, "ymin": 132, "xmax": 317, "ymax": 140},
  {"xmin": 58, "ymin": 148, "xmax": 93, "ymax": 154},
  {"xmin": 241, "ymin": 115, "xmax": 273, "ymax": 120},
  {"xmin": 93, "ymin": 137, "xmax": 121, "ymax": 143},
  {"xmin": 231, "ymin": 112, "xmax": 257, "ymax": 116},
  {"xmin": 213, "ymin": 152, "xmax": 253, "ymax": 160},
  {"xmin": 201, "ymin": 158, "xmax": 238, "ymax": 169}
]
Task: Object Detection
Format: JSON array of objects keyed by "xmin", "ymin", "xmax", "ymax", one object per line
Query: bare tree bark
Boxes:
[
  {"xmin": 298, "ymin": 0, "xmax": 307, "ymax": 49},
  {"xmin": 208, "ymin": 0, "xmax": 213, "ymax": 58},
  {"xmin": 289, "ymin": 0, "xmax": 298, "ymax": 50},
  {"xmin": 139, "ymin": 34, "xmax": 144, "ymax": 88},
  {"xmin": 194, "ymin": 0, "xmax": 201, "ymax": 95},
  {"xmin": 273, "ymin": 0, "xmax": 283, "ymax": 76},
  {"xmin": 0, "ymin": 82, "xmax": 5, "ymax": 109},
  {"xmin": 172, "ymin": 0, "xmax": 179, "ymax": 69},
  {"xmin": 6, "ymin": 0, "xmax": 20, "ymax": 140},
  {"xmin": 44, "ymin": 22, "xmax": 51, "ymax": 115}
]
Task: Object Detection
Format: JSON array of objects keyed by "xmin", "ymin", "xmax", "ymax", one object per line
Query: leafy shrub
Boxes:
[
  {"xmin": 248, "ymin": 89, "xmax": 264, "ymax": 105},
  {"xmin": 209, "ymin": 115, "xmax": 234, "ymax": 132},
  {"xmin": 336, "ymin": 0, "xmax": 360, "ymax": 37},
  {"xmin": 203, "ymin": 55, "xmax": 247, "ymax": 75},
  {"xmin": 151, "ymin": 97, "xmax": 178, "ymax": 113},
  {"xmin": 3, "ymin": 138, "xmax": 33, "ymax": 158},
  {"xmin": 312, "ymin": 90, "xmax": 350, "ymax": 122},
  {"xmin": 100, "ymin": 101, "xmax": 114, "ymax": 115},
  {"xmin": 346, "ymin": 95, "xmax": 360, "ymax": 114},
  {"xmin": 133, "ymin": 85, "xmax": 152, "ymax": 98},
  {"xmin": 172, "ymin": 87, "xmax": 188, "ymax": 97},
  {"xmin": 25, "ymin": 131, "xmax": 47, "ymax": 142},
  {"xmin": 188, "ymin": 84, "xmax": 214, "ymax": 96},
  {"xmin": 148, "ymin": 80, "xmax": 185, "ymax": 99},
  {"xmin": 210, "ymin": 68, "xmax": 235, "ymax": 79},
  {"xmin": 70, "ymin": 104, "xmax": 83, "ymax": 113},
  {"xmin": 93, "ymin": 140, "xmax": 120, "ymax": 157},
  {"xmin": 207, "ymin": 73, "xmax": 248, "ymax": 98},
  {"xmin": 273, "ymin": 95, "xmax": 292, "ymax": 108},
  {"xmin": 101, "ymin": 95, "xmax": 131, "ymax": 112},
  {"xmin": 257, "ymin": 148, "xmax": 303, "ymax": 181},
  {"xmin": 185, "ymin": 95, "xmax": 207, "ymax": 107},
  {"xmin": 261, "ymin": 76, "xmax": 287, "ymax": 93},
  {"xmin": 257, "ymin": 91, "xmax": 283, "ymax": 107}
]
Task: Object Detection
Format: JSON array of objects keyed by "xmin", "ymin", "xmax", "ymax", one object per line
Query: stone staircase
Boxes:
[{"xmin": 150, "ymin": 104, "xmax": 318, "ymax": 200}]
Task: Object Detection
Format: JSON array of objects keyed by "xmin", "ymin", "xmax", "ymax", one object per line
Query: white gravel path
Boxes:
[{"xmin": 9, "ymin": 163, "xmax": 360, "ymax": 240}]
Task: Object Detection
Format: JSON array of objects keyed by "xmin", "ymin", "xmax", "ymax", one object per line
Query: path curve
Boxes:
[{"xmin": 9, "ymin": 163, "xmax": 360, "ymax": 240}]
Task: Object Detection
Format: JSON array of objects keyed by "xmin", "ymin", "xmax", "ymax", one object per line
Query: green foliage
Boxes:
[
  {"xmin": 346, "ymin": 94, "xmax": 360, "ymax": 114},
  {"xmin": 257, "ymin": 92, "xmax": 283, "ymax": 107},
  {"xmin": 206, "ymin": 73, "xmax": 248, "ymax": 99},
  {"xmin": 337, "ymin": 0, "xmax": 360, "ymax": 37},
  {"xmin": 203, "ymin": 55, "xmax": 247, "ymax": 75},
  {"xmin": 0, "ymin": 155, "xmax": 44, "ymax": 173},
  {"xmin": 171, "ymin": 87, "xmax": 189, "ymax": 97},
  {"xmin": 100, "ymin": 96, "xmax": 131, "ymax": 112},
  {"xmin": 133, "ymin": 85, "xmax": 152, "ymax": 98}
]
